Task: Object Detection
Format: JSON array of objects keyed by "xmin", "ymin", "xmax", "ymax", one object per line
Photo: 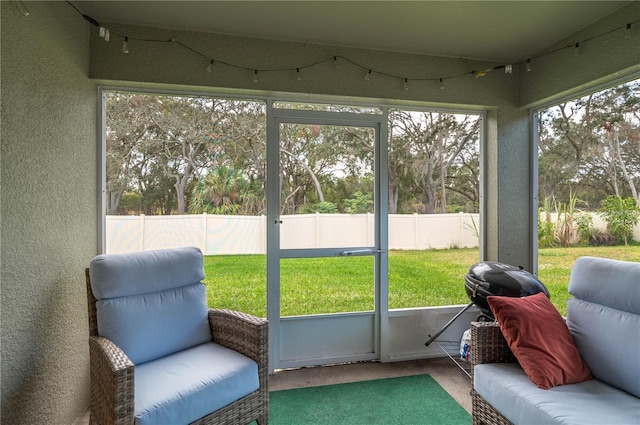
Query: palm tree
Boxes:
[{"xmin": 190, "ymin": 166, "xmax": 264, "ymax": 215}]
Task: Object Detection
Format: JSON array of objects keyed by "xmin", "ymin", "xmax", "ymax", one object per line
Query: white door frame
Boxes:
[{"xmin": 266, "ymin": 106, "xmax": 389, "ymax": 371}]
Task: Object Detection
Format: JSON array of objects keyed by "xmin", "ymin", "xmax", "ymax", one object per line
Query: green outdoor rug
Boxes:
[{"xmin": 268, "ymin": 374, "xmax": 471, "ymax": 425}]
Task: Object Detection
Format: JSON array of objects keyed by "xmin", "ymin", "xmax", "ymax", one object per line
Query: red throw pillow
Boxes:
[{"xmin": 487, "ymin": 292, "xmax": 592, "ymax": 389}]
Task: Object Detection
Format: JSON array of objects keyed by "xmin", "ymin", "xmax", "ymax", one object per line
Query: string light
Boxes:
[
  {"xmin": 63, "ymin": 2, "xmax": 639, "ymax": 91},
  {"xmin": 16, "ymin": 1, "xmax": 30, "ymax": 16}
]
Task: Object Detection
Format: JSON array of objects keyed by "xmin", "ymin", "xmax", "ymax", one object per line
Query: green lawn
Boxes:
[
  {"xmin": 204, "ymin": 245, "xmax": 640, "ymax": 317},
  {"xmin": 537, "ymin": 245, "xmax": 640, "ymax": 315}
]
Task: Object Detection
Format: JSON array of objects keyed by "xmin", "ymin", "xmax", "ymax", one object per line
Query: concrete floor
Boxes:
[{"xmin": 75, "ymin": 357, "xmax": 472, "ymax": 424}]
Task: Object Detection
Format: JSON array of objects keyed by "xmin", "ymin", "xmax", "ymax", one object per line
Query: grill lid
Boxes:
[{"xmin": 464, "ymin": 261, "xmax": 550, "ymax": 317}]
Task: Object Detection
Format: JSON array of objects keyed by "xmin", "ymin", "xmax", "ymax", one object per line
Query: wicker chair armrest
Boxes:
[
  {"xmin": 471, "ymin": 321, "xmax": 517, "ymax": 366},
  {"xmin": 89, "ymin": 336, "xmax": 135, "ymax": 425},
  {"xmin": 208, "ymin": 309, "xmax": 268, "ymax": 365}
]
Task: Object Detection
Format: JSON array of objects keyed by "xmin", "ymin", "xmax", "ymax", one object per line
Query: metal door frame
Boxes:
[{"xmin": 266, "ymin": 106, "xmax": 388, "ymax": 371}]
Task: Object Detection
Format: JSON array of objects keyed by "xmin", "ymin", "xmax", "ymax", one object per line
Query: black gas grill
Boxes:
[
  {"xmin": 425, "ymin": 261, "xmax": 549, "ymax": 347},
  {"xmin": 464, "ymin": 261, "xmax": 550, "ymax": 318}
]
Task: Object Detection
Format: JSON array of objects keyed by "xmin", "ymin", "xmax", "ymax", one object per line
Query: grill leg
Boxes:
[{"xmin": 425, "ymin": 302, "xmax": 474, "ymax": 347}]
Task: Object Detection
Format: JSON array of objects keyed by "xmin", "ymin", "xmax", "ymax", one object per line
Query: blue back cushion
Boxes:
[
  {"xmin": 566, "ymin": 256, "xmax": 640, "ymax": 398},
  {"xmin": 90, "ymin": 247, "xmax": 211, "ymax": 365},
  {"xmin": 567, "ymin": 256, "xmax": 640, "ymax": 315}
]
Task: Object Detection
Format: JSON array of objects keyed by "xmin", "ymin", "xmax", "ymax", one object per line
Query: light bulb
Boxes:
[
  {"xmin": 207, "ymin": 60, "xmax": 214, "ymax": 73},
  {"xmin": 364, "ymin": 69, "xmax": 372, "ymax": 81},
  {"xmin": 625, "ymin": 23, "xmax": 632, "ymax": 40},
  {"xmin": 99, "ymin": 27, "xmax": 110, "ymax": 42},
  {"xmin": 296, "ymin": 68, "xmax": 302, "ymax": 81},
  {"xmin": 573, "ymin": 42, "xmax": 580, "ymax": 57},
  {"xmin": 403, "ymin": 78, "xmax": 409, "ymax": 91},
  {"xmin": 122, "ymin": 37, "xmax": 129, "ymax": 54},
  {"xmin": 526, "ymin": 59, "xmax": 532, "ymax": 72},
  {"xmin": 334, "ymin": 56, "xmax": 341, "ymax": 70},
  {"xmin": 504, "ymin": 64, "xmax": 513, "ymax": 74},
  {"xmin": 475, "ymin": 70, "xmax": 486, "ymax": 78},
  {"xmin": 439, "ymin": 78, "xmax": 445, "ymax": 90},
  {"xmin": 16, "ymin": 1, "xmax": 30, "ymax": 16},
  {"xmin": 253, "ymin": 70, "xmax": 258, "ymax": 83}
]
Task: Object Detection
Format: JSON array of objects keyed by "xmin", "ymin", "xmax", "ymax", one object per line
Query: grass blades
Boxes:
[{"xmin": 204, "ymin": 246, "xmax": 640, "ymax": 317}]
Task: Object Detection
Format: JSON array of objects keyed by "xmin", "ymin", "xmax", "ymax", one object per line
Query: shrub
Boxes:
[
  {"xmin": 343, "ymin": 191, "xmax": 373, "ymax": 214},
  {"xmin": 599, "ymin": 195, "xmax": 640, "ymax": 245},
  {"xmin": 538, "ymin": 210, "xmax": 556, "ymax": 247},
  {"xmin": 538, "ymin": 197, "xmax": 557, "ymax": 247},
  {"xmin": 574, "ymin": 212, "xmax": 594, "ymax": 244}
]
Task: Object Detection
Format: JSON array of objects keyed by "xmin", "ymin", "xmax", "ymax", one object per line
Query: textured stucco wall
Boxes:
[
  {"xmin": 89, "ymin": 23, "xmax": 515, "ymax": 109},
  {"xmin": 496, "ymin": 107, "xmax": 533, "ymax": 268},
  {"xmin": 1, "ymin": 2, "xmax": 97, "ymax": 424},
  {"xmin": 518, "ymin": 1, "xmax": 640, "ymax": 108}
]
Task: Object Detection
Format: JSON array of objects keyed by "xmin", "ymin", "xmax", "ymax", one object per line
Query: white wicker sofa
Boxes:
[{"xmin": 471, "ymin": 256, "xmax": 640, "ymax": 425}]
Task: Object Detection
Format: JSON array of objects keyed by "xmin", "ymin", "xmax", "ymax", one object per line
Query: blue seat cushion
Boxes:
[
  {"xmin": 134, "ymin": 342, "xmax": 260, "ymax": 425},
  {"xmin": 96, "ymin": 282, "xmax": 211, "ymax": 365},
  {"xmin": 474, "ymin": 363, "xmax": 640, "ymax": 425}
]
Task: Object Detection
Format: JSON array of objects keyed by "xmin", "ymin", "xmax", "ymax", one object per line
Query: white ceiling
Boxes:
[{"xmin": 74, "ymin": 1, "xmax": 630, "ymax": 63}]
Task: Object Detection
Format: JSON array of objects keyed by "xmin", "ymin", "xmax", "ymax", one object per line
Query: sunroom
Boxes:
[{"xmin": 2, "ymin": 1, "xmax": 639, "ymax": 424}]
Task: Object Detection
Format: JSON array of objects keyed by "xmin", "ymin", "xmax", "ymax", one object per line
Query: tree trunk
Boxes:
[
  {"xmin": 425, "ymin": 183, "xmax": 437, "ymax": 214},
  {"xmin": 388, "ymin": 172, "xmax": 398, "ymax": 214},
  {"xmin": 439, "ymin": 153, "xmax": 447, "ymax": 213},
  {"xmin": 174, "ymin": 163, "xmax": 193, "ymax": 214},
  {"xmin": 280, "ymin": 147, "xmax": 324, "ymax": 203},
  {"xmin": 108, "ymin": 189, "xmax": 124, "ymax": 215},
  {"xmin": 613, "ymin": 131, "xmax": 639, "ymax": 205}
]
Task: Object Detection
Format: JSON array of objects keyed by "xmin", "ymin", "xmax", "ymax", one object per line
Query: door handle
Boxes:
[{"xmin": 339, "ymin": 249, "xmax": 384, "ymax": 256}]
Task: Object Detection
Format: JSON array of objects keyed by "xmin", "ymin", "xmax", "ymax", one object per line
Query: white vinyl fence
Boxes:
[
  {"xmin": 106, "ymin": 212, "xmax": 639, "ymax": 255},
  {"xmin": 106, "ymin": 213, "xmax": 480, "ymax": 254}
]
